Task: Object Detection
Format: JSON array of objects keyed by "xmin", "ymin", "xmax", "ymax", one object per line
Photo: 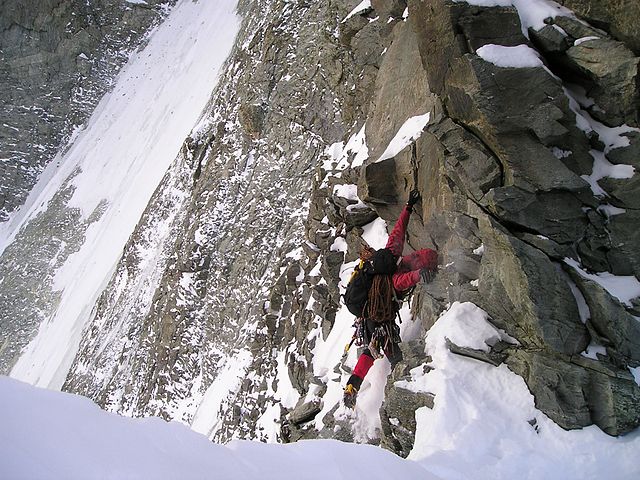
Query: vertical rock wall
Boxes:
[{"xmin": 276, "ymin": 0, "xmax": 640, "ymax": 450}]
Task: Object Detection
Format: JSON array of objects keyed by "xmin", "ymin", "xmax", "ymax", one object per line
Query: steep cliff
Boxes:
[
  {"xmin": 281, "ymin": 0, "xmax": 640, "ymax": 449},
  {"xmin": 2, "ymin": 0, "xmax": 640, "ymax": 462}
]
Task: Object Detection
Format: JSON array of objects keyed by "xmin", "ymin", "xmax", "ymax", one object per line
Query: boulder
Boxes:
[
  {"xmin": 529, "ymin": 24, "xmax": 572, "ymax": 54},
  {"xmin": 563, "ymin": 37, "xmax": 639, "ymax": 126}
]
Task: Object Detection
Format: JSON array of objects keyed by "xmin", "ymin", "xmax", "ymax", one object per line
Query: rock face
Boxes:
[
  {"xmin": 0, "ymin": 0, "xmax": 175, "ymax": 222},
  {"xmin": 267, "ymin": 0, "xmax": 640, "ymax": 451},
  {"xmin": 4, "ymin": 0, "xmax": 640, "ymax": 460}
]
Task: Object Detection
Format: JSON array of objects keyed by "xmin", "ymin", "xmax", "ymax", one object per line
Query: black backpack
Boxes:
[{"xmin": 343, "ymin": 248, "xmax": 398, "ymax": 318}]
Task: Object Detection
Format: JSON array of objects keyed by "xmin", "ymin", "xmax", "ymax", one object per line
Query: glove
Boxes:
[
  {"xmin": 407, "ymin": 189, "xmax": 421, "ymax": 208},
  {"xmin": 420, "ymin": 267, "xmax": 436, "ymax": 284}
]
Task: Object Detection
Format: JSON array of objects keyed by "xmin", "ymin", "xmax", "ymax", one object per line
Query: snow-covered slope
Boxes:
[
  {"xmin": 0, "ymin": 375, "xmax": 435, "ymax": 480},
  {"xmin": 0, "ymin": 0, "xmax": 239, "ymax": 387},
  {"xmin": 3, "ymin": 294, "xmax": 640, "ymax": 480}
]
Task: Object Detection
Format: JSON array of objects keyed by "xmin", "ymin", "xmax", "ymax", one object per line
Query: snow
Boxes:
[
  {"xmin": 582, "ymin": 344, "xmax": 607, "ymax": 360},
  {"xmin": 333, "ymin": 183, "xmax": 359, "ymax": 201},
  {"xmin": 5, "ymin": 301, "xmax": 640, "ymax": 480},
  {"xmin": 473, "ymin": 244, "xmax": 485, "ymax": 256},
  {"xmin": 377, "ymin": 113, "xmax": 431, "ymax": 162},
  {"xmin": 575, "ymin": 36, "xmax": 600, "ymax": 46},
  {"xmin": 476, "ymin": 44, "xmax": 543, "ymax": 68},
  {"xmin": 582, "ymin": 150, "xmax": 635, "ymax": 197},
  {"xmin": 564, "ymin": 258, "xmax": 640, "ymax": 307},
  {"xmin": 8, "ymin": 0, "xmax": 240, "ymax": 390},
  {"xmin": 598, "ymin": 204, "xmax": 626, "ymax": 217},
  {"xmin": 362, "ymin": 216, "xmax": 389, "ymax": 249},
  {"xmin": 406, "ymin": 302, "xmax": 640, "ymax": 480},
  {"xmin": 190, "ymin": 350, "xmax": 253, "ymax": 439},
  {"xmin": 0, "ymin": 375, "xmax": 436, "ymax": 480},
  {"xmin": 342, "ymin": 0, "xmax": 372, "ymax": 23},
  {"xmin": 322, "ymin": 124, "xmax": 369, "ymax": 171}
]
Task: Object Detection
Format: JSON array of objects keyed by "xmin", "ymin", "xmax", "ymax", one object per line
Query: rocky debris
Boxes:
[{"xmin": 0, "ymin": 0, "xmax": 176, "ymax": 222}]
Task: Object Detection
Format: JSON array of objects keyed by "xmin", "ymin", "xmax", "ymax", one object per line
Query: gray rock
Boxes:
[
  {"xmin": 529, "ymin": 24, "xmax": 571, "ymax": 54},
  {"xmin": 606, "ymin": 209, "xmax": 640, "ymax": 278},
  {"xmin": 484, "ymin": 186, "xmax": 588, "ymax": 245},
  {"xmin": 599, "ymin": 174, "xmax": 640, "ymax": 210},
  {"xmin": 563, "ymin": 37, "xmax": 639, "ymax": 126},
  {"xmin": 365, "ymin": 19, "xmax": 435, "ymax": 162},
  {"xmin": 457, "ymin": 5, "xmax": 528, "ymax": 52},
  {"xmin": 380, "ymin": 339, "xmax": 433, "ymax": 457},
  {"xmin": 557, "ymin": 0, "xmax": 640, "ymax": 55},
  {"xmin": 288, "ymin": 399, "xmax": 322, "ymax": 425},
  {"xmin": 569, "ymin": 273, "xmax": 640, "ymax": 366},
  {"xmin": 553, "ymin": 15, "xmax": 608, "ymax": 41},
  {"xmin": 328, "ymin": 189, "xmax": 378, "ymax": 228},
  {"xmin": 515, "ymin": 232, "xmax": 575, "ymax": 260},
  {"xmin": 238, "ymin": 103, "xmax": 266, "ymax": 138},
  {"xmin": 430, "ymin": 116, "xmax": 502, "ymax": 202},
  {"xmin": 607, "ymin": 131, "xmax": 640, "ymax": 169},
  {"xmin": 477, "ymin": 215, "xmax": 589, "ymax": 355},
  {"xmin": 506, "ymin": 349, "xmax": 640, "ymax": 436},
  {"xmin": 360, "ymin": 158, "xmax": 400, "ymax": 206},
  {"xmin": 446, "ymin": 338, "xmax": 509, "ymax": 367}
]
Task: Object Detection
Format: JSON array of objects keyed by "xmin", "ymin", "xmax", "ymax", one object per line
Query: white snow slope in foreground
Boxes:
[
  {"xmin": 2, "ymin": 301, "xmax": 639, "ymax": 480},
  {"xmin": 7, "ymin": 0, "xmax": 239, "ymax": 389},
  {"xmin": 0, "ymin": 376, "xmax": 434, "ymax": 480}
]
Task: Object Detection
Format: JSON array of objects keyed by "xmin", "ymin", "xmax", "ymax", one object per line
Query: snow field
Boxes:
[{"xmin": 8, "ymin": 0, "xmax": 240, "ymax": 389}]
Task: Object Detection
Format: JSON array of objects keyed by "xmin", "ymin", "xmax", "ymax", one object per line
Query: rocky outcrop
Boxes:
[
  {"xmin": 281, "ymin": 0, "xmax": 640, "ymax": 450},
  {"xmin": 558, "ymin": 0, "xmax": 640, "ymax": 54}
]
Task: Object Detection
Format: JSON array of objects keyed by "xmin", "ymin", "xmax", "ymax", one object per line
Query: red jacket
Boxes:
[{"xmin": 385, "ymin": 206, "xmax": 437, "ymax": 291}]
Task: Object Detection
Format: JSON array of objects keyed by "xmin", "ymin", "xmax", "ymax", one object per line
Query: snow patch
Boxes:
[
  {"xmin": 476, "ymin": 44, "xmax": 543, "ymax": 68},
  {"xmin": 377, "ymin": 113, "xmax": 431, "ymax": 163},
  {"xmin": 564, "ymin": 258, "xmax": 640, "ymax": 307}
]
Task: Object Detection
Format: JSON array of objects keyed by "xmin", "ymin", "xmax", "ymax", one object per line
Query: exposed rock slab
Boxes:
[{"xmin": 477, "ymin": 215, "xmax": 588, "ymax": 355}]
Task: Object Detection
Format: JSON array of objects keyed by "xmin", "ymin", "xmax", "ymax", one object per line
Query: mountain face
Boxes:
[
  {"xmin": 2, "ymin": 0, "xmax": 640, "ymax": 458},
  {"xmin": 0, "ymin": 0, "xmax": 176, "ymax": 223}
]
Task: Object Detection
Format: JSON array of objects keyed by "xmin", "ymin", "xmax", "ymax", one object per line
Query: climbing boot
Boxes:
[{"xmin": 343, "ymin": 384, "xmax": 358, "ymax": 409}]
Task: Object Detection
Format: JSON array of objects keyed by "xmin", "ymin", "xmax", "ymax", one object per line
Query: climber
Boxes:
[{"xmin": 343, "ymin": 189, "xmax": 438, "ymax": 409}]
